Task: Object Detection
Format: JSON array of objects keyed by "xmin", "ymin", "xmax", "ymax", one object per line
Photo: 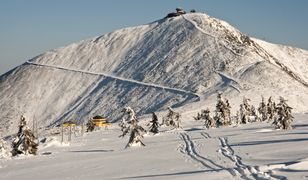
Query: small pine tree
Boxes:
[
  {"xmin": 194, "ymin": 109, "xmax": 215, "ymax": 128},
  {"xmin": 202, "ymin": 109, "xmax": 215, "ymax": 129},
  {"xmin": 0, "ymin": 139, "xmax": 10, "ymax": 158},
  {"xmin": 240, "ymin": 97, "xmax": 258, "ymax": 123},
  {"xmin": 11, "ymin": 116, "xmax": 38, "ymax": 156},
  {"xmin": 234, "ymin": 110, "xmax": 241, "ymax": 125},
  {"xmin": 214, "ymin": 93, "xmax": 231, "ymax": 126},
  {"xmin": 258, "ymin": 96, "xmax": 268, "ymax": 121},
  {"xmin": 162, "ymin": 107, "xmax": 181, "ymax": 129},
  {"xmin": 193, "ymin": 112, "xmax": 202, "ymax": 121},
  {"xmin": 119, "ymin": 107, "xmax": 146, "ymax": 148},
  {"xmin": 267, "ymin": 96, "xmax": 276, "ymax": 121},
  {"xmin": 239, "ymin": 104, "xmax": 249, "ymax": 124},
  {"xmin": 149, "ymin": 112, "xmax": 159, "ymax": 134},
  {"xmin": 86, "ymin": 120, "xmax": 95, "ymax": 132},
  {"xmin": 273, "ymin": 97, "xmax": 293, "ymax": 130}
]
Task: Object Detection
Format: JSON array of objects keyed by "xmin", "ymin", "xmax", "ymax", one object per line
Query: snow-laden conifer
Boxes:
[
  {"xmin": 258, "ymin": 96, "xmax": 268, "ymax": 121},
  {"xmin": 273, "ymin": 97, "xmax": 294, "ymax": 130},
  {"xmin": 11, "ymin": 116, "xmax": 38, "ymax": 156},
  {"xmin": 0, "ymin": 139, "xmax": 10, "ymax": 158},
  {"xmin": 214, "ymin": 93, "xmax": 231, "ymax": 126},
  {"xmin": 161, "ymin": 107, "xmax": 181, "ymax": 129},
  {"xmin": 267, "ymin": 96, "xmax": 276, "ymax": 121},
  {"xmin": 239, "ymin": 97, "xmax": 258, "ymax": 124},
  {"xmin": 194, "ymin": 109, "xmax": 215, "ymax": 128},
  {"xmin": 149, "ymin": 112, "xmax": 159, "ymax": 134},
  {"xmin": 119, "ymin": 107, "xmax": 146, "ymax": 148}
]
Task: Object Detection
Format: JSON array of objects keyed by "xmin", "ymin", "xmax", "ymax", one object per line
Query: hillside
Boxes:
[{"xmin": 0, "ymin": 12, "xmax": 308, "ymax": 136}]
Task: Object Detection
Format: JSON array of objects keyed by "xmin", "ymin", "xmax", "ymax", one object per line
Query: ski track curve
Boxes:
[{"xmin": 218, "ymin": 137, "xmax": 287, "ymax": 180}]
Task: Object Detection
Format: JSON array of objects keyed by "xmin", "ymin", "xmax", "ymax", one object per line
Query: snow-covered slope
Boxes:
[
  {"xmin": 1, "ymin": 114, "xmax": 308, "ymax": 180},
  {"xmin": 1, "ymin": 13, "xmax": 308, "ymax": 135}
]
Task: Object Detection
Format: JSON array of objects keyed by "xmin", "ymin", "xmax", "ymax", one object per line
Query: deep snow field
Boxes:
[{"xmin": 1, "ymin": 113, "xmax": 308, "ymax": 180}]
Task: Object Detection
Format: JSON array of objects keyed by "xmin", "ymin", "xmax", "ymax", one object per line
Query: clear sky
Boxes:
[{"xmin": 1, "ymin": 0, "xmax": 308, "ymax": 75}]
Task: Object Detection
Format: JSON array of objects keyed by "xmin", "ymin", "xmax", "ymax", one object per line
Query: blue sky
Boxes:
[{"xmin": 1, "ymin": 0, "xmax": 308, "ymax": 75}]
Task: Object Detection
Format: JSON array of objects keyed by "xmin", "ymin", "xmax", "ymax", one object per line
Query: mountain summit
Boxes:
[{"xmin": 1, "ymin": 12, "xmax": 308, "ymax": 134}]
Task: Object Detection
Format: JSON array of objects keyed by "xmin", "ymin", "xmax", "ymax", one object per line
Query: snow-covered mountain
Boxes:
[{"xmin": 1, "ymin": 12, "xmax": 308, "ymax": 135}]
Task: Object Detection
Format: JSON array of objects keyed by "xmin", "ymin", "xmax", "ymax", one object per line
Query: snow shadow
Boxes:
[
  {"xmin": 69, "ymin": 149, "xmax": 114, "ymax": 153},
  {"xmin": 293, "ymin": 124, "xmax": 308, "ymax": 128},
  {"xmin": 282, "ymin": 132, "xmax": 308, "ymax": 135},
  {"xmin": 278, "ymin": 169, "xmax": 308, "ymax": 173},
  {"xmin": 185, "ymin": 127, "xmax": 204, "ymax": 132},
  {"xmin": 230, "ymin": 138, "xmax": 308, "ymax": 147},
  {"xmin": 119, "ymin": 169, "xmax": 216, "ymax": 179}
]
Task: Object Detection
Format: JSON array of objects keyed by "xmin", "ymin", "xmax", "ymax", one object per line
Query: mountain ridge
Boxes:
[{"xmin": 1, "ymin": 12, "xmax": 307, "ymax": 135}]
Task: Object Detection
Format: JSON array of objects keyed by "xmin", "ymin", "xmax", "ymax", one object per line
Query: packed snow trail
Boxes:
[
  {"xmin": 179, "ymin": 132, "xmax": 237, "ymax": 177},
  {"xmin": 181, "ymin": 14, "xmax": 245, "ymax": 57},
  {"xmin": 182, "ymin": 14, "xmax": 308, "ymax": 88},
  {"xmin": 26, "ymin": 61, "xmax": 201, "ymax": 99},
  {"xmin": 219, "ymin": 137, "xmax": 286, "ymax": 180}
]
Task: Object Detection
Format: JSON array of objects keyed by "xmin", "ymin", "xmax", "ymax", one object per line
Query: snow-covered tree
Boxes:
[
  {"xmin": 86, "ymin": 120, "xmax": 95, "ymax": 132},
  {"xmin": 239, "ymin": 104, "xmax": 249, "ymax": 124},
  {"xmin": 258, "ymin": 96, "xmax": 268, "ymax": 121},
  {"xmin": 202, "ymin": 109, "xmax": 215, "ymax": 129},
  {"xmin": 273, "ymin": 97, "xmax": 293, "ymax": 130},
  {"xmin": 214, "ymin": 93, "xmax": 231, "ymax": 126},
  {"xmin": 149, "ymin": 112, "xmax": 159, "ymax": 134},
  {"xmin": 194, "ymin": 109, "xmax": 215, "ymax": 128},
  {"xmin": 267, "ymin": 96, "xmax": 276, "ymax": 121},
  {"xmin": 161, "ymin": 107, "xmax": 181, "ymax": 129},
  {"xmin": 239, "ymin": 97, "xmax": 258, "ymax": 124},
  {"xmin": 119, "ymin": 107, "xmax": 146, "ymax": 148},
  {"xmin": 0, "ymin": 139, "xmax": 10, "ymax": 158},
  {"xmin": 234, "ymin": 110, "xmax": 241, "ymax": 125},
  {"xmin": 122, "ymin": 107, "xmax": 138, "ymax": 123},
  {"xmin": 11, "ymin": 116, "xmax": 38, "ymax": 156}
]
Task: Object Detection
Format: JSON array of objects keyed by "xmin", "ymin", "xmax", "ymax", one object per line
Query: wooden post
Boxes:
[
  {"xmin": 36, "ymin": 118, "xmax": 38, "ymax": 142},
  {"xmin": 32, "ymin": 118, "xmax": 35, "ymax": 136},
  {"xmin": 81, "ymin": 123, "xmax": 84, "ymax": 137},
  {"xmin": 61, "ymin": 124, "xmax": 64, "ymax": 143},
  {"xmin": 68, "ymin": 126, "xmax": 72, "ymax": 142}
]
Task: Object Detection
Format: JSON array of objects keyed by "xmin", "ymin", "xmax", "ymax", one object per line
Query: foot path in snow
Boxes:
[
  {"xmin": 179, "ymin": 130, "xmax": 287, "ymax": 180},
  {"xmin": 179, "ymin": 132, "xmax": 237, "ymax": 177},
  {"xmin": 181, "ymin": 14, "xmax": 244, "ymax": 57},
  {"xmin": 26, "ymin": 61, "xmax": 200, "ymax": 99},
  {"xmin": 218, "ymin": 137, "xmax": 286, "ymax": 180},
  {"xmin": 182, "ymin": 14, "xmax": 308, "ymax": 89}
]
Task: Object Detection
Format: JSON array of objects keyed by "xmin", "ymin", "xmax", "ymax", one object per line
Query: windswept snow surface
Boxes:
[
  {"xmin": 1, "ymin": 114, "xmax": 308, "ymax": 179},
  {"xmin": 1, "ymin": 12, "xmax": 308, "ymax": 136}
]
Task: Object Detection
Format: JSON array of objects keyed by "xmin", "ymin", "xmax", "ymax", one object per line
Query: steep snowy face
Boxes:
[{"xmin": 1, "ymin": 13, "xmax": 308, "ymax": 135}]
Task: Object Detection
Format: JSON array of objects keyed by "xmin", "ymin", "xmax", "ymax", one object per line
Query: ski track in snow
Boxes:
[
  {"xmin": 179, "ymin": 132, "xmax": 237, "ymax": 177},
  {"xmin": 218, "ymin": 137, "xmax": 287, "ymax": 180},
  {"xmin": 200, "ymin": 132, "xmax": 211, "ymax": 139},
  {"xmin": 26, "ymin": 61, "xmax": 200, "ymax": 99}
]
